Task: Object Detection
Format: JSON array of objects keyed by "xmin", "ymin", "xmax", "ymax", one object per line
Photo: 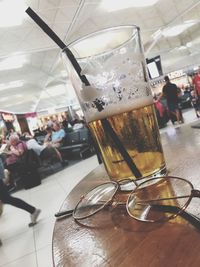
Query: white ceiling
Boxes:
[{"xmin": 1, "ymin": 0, "xmax": 200, "ymax": 114}]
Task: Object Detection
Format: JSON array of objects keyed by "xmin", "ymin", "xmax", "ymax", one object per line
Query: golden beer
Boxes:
[{"xmin": 88, "ymin": 103, "xmax": 166, "ymax": 181}]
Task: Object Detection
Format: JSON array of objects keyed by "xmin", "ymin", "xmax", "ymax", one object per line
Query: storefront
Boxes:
[{"xmin": 0, "ymin": 112, "xmax": 21, "ymax": 135}]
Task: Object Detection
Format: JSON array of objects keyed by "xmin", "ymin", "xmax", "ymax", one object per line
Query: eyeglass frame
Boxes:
[
  {"xmin": 126, "ymin": 176, "xmax": 200, "ymax": 222},
  {"xmin": 55, "ymin": 180, "xmax": 128, "ymax": 220},
  {"xmin": 55, "ymin": 176, "xmax": 200, "ymax": 229}
]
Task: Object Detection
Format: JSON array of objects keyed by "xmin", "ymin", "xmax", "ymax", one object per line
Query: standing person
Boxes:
[
  {"xmin": 190, "ymin": 90, "xmax": 200, "ymax": 118},
  {"xmin": 193, "ymin": 67, "xmax": 200, "ymax": 99},
  {"xmin": 6, "ymin": 129, "xmax": 16, "ymax": 140},
  {"xmin": 0, "ymin": 158, "xmax": 41, "ymax": 229},
  {"xmin": 61, "ymin": 115, "xmax": 69, "ymax": 129},
  {"xmin": 61, "ymin": 115, "xmax": 72, "ymax": 133},
  {"xmin": 162, "ymin": 75, "xmax": 183, "ymax": 124}
]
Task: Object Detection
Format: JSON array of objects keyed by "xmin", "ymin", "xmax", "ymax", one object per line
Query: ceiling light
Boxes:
[
  {"xmin": 178, "ymin": 46, "xmax": 187, "ymax": 50},
  {"xmin": 119, "ymin": 48, "xmax": 127, "ymax": 54},
  {"xmin": 12, "ymin": 101, "xmax": 24, "ymax": 105},
  {"xmin": 162, "ymin": 22, "xmax": 196, "ymax": 37},
  {"xmin": 61, "ymin": 70, "xmax": 68, "ymax": 77},
  {"xmin": 186, "ymin": 42, "xmax": 192, "ymax": 47},
  {"xmin": 0, "ymin": 80, "xmax": 24, "ymax": 91},
  {"xmin": 101, "ymin": 0, "xmax": 159, "ymax": 12},
  {"xmin": 190, "ymin": 51, "xmax": 199, "ymax": 57},
  {"xmin": 14, "ymin": 94, "xmax": 23, "ymax": 98},
  {"xmin": 0, "ymin": 0, "xmax": 27, "ymax": 27},
  {"xmin": 0, "ymin": 97, "xmax": 9, "ymax": 102},
  {"xmin": 0, "ymin": 55, "xmax": 27, "ymax": 71},
  {"xmin": 152, "ymin": 29, "xmax": 162, "ymax": 40}
]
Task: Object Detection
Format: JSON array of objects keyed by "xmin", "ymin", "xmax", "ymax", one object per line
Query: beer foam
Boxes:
[
  {"xmin": 86, "ymin": 95, "xmax": 153, "ymax": 122},
  {"xmin": 80, "ymin": 85, "xmax": 102, "ymax": 102}
]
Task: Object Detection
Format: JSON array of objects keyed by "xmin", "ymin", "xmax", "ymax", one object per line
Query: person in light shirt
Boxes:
[
  {"xmin": 5, "ymin": 135, "xmax": 27, "ymax": 185},
  {"xmin": 50, "ymin": 122, "xmax": 66, "ymax": 148},
  {"xmin": 24, "ymin": 132, "xmax": 67, "ymax": 167}
]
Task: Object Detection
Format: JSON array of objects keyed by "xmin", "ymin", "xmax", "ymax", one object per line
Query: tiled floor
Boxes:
[
  {"xmin": 160, "ymin": 107, "xmax": 199, "ymax": 134},
  {"xmin": 0, "ymin": 108, "xmax": 199, "ymax": 267},
  {"xmin": 0, "ymin": 156, "xmax": 99, "ymax": 267}
]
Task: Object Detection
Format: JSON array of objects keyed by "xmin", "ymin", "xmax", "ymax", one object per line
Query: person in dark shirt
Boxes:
[{"xmin": 162, "ymin": 76, "xmax": 183, "ymax": 124}]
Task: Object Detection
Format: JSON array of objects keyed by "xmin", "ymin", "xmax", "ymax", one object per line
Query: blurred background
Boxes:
[{"xmin": 0, "ymin": 0, "xmax": 200, "ymax": 130}]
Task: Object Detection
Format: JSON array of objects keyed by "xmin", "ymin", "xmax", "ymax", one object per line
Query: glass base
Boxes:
[
  {"xmin": 119, "ymin": 165, "xmax": 168, "ymax": 191},
  {"xmin": 144, "ymin": 165, "xmax": 168, "ymax": 179}
]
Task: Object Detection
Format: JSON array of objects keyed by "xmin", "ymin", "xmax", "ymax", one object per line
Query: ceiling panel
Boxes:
[{"xmin": 0, "ymin": 0, "xmax": 200, "ymax": 113}]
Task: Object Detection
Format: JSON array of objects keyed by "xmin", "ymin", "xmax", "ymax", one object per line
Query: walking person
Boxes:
[
  {"xmin": 162, "ymin": 75, "xmax": 183, "ymax": 124},
  {"xmin": 0, "ymin": 158, "xmax": 41, "ymax": 230}
]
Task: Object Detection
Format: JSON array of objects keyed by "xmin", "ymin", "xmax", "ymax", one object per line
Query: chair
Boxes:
[
  {"xmin": 79, "ymin": 128, "xmax": 89, "ymax": 143},
  {"xmin": 59, "ymin": 127, "xmax": 94, "ymax": 159},
  {"xmin": 10, "ymin": 149, "xmax": 41, "ymax": 190}
]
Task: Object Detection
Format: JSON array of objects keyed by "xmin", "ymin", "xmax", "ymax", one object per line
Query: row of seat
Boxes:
[{"xmin": 59, "ymin": 127, "xmax": 95, "ymax": 158}]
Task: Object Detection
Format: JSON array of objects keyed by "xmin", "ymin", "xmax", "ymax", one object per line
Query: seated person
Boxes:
[
  {"xmin": 25, "ymin": 137, "xmax": 44, "ymax": 156},
  {"xmin": 6, "ymin": 134, "xmax": 27, "ymax": 159},
  {"xmin": 5, "ymin": 135, "xmax": 27, "ymax": 181},
  {"xmin": 43, "ymin": 124, "xmax": 67, "ymax": 165},
  {"xmin": 47, "ymin": 122, "xmax": 65, "ymax": 148},
  {"xmin": 43, "ymin": 126, "xmax": 53, "ymax": 144},
  {"xmin": 25, "ymin": 136, "xmax": 67, "ymax": 166}
]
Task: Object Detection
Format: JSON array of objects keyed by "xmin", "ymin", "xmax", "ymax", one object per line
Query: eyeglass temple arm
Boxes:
[
  {"xmin": 152, "ymin": 204, "xmax": 200, "ymax": 230},
  {"xmin": 54, "ymin": 200, "xmax": 127, "ymax": 218},
  {"xmin": 55, "ymin": 209, "xmax": 74, "ymax": 218}
]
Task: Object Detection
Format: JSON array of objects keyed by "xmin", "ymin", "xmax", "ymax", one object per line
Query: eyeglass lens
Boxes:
[
  {"xmin": 127, "ymin": 177, "xmax": 193, "ymax": 222},
  {"xmin": 73, "ymin": 182, "xmax": 118, "ymax": 220}
]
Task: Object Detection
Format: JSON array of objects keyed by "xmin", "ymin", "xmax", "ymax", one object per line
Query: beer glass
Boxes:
[{"xmin": 62, "ymin": 25, "xmax": 166, "ymax": 181}]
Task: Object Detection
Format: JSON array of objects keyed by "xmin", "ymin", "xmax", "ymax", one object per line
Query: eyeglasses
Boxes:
[{"xmin": 55, "ymin": 176, "xmax": 200, "ymax": 230}]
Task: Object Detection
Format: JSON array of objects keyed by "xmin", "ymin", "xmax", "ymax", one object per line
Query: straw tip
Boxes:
[{"xmin": 25, "ymin": 7, "xmax": 32, "ymax": 13}]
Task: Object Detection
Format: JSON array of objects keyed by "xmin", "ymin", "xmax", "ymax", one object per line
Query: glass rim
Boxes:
[
  {"xmin": 133, "ymin": 175, "xmax": 194, "ymax": 190},
  {"xmin": 61, "ymin": 25, "xmax": 140, "ymax": 60},
  {"xmin": 118, "ymin": 178, "xmax": 138, "ymax": 190},
  {"xmin": 126, "ymin": 176, "xmax": 194, "ymax": 223},
  {"xmin": 73, "ymin": 181, "xmax": 119, "ymax": 220}
]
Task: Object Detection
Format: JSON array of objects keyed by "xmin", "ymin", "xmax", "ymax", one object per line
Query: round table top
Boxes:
[{"xmin": 52, "ymin": 123, "xmax": 200, "ymax": 267}]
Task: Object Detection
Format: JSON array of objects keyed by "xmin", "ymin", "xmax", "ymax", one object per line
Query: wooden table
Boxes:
[{"xmin": 52, "ymin": 123, "xmax": 200, "ymax": 267}]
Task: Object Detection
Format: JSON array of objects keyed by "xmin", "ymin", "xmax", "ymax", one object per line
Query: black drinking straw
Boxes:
[{"xmin": 25, "ymin": 7, "xmax": 142, "ymax": 178}]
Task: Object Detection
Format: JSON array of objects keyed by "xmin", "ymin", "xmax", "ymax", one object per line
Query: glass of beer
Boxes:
[{"xmin": 61, "ymin": 25, "xmax": 167, "ymax": 181}]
